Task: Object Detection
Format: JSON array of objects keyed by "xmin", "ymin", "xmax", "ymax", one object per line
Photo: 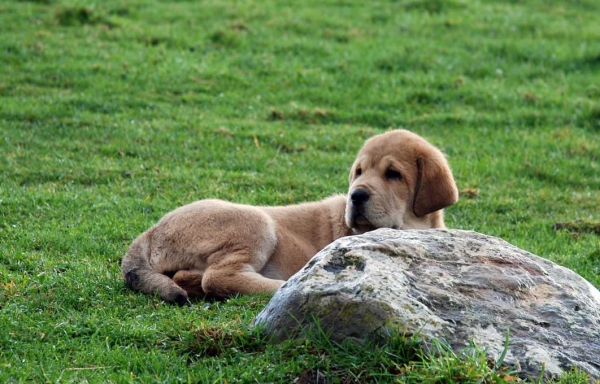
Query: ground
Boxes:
[{"xmin": 0, "ymin": 0, "xmax": 599, "ymax": 382}]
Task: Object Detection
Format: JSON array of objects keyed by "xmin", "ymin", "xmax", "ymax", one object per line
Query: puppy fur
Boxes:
[{"xmin": 121, "ymin": 129, "xmax": 458, "ymax": 304}]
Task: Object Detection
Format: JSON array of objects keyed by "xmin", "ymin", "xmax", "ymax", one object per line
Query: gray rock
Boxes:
[{"xmin": 254, "ymin": 229, "xmax": 600, "ymax": 380}]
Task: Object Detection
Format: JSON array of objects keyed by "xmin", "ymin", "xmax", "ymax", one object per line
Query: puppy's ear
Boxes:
[{"xmin": 413, "ymin": 156, "xmax": 459, "ymax": 217}]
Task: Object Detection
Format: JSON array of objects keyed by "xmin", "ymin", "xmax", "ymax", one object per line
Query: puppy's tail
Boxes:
[{"xmin": 121, "ymin": 231, "xmax": 189, "ymax": 305}]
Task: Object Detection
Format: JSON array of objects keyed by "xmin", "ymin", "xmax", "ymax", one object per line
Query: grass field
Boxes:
[{"xmin": 1, "ymin": 0, "xmax": 599, "ymax": 382}]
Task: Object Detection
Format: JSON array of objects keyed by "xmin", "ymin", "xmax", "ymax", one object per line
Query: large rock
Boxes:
[{"xmin": 254, "ymin": 229, "xmax": 600, "ymax": 380}]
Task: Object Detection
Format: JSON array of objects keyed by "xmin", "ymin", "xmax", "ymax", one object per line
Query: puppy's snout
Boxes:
[{"xmin": 350, "ymin": 189, "xmax": 370, "ymax": 205}]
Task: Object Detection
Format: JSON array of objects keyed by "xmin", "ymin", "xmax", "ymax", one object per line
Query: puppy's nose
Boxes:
[{"xmin": 350, "ymin": 189, "xmax": 370, "ymax": 205}]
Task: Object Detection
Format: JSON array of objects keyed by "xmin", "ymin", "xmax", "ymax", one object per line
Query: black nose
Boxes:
[{"xmin": 350, "ymin": 189, "xmax": 370, "ymax": 205}]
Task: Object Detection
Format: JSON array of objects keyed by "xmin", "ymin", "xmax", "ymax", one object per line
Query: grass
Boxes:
[{"xmin": 1, "ymin": 0, "xmax": 599, "ymax": 382}]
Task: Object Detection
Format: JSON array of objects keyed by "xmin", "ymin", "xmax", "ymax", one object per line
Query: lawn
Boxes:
[{"xmin": 1, "ymin": 0, "xmax": 599, "ymax": 382}]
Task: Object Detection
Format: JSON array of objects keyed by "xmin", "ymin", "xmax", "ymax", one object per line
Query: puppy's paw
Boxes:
[{"xmin": 173, "ymin": 270, "xmax": 206, "ymax": 299}]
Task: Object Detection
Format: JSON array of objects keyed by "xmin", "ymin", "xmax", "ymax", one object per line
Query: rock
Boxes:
[{"xmin": 254, "ymin": 229, "xmax": 600, "ymax": 380}]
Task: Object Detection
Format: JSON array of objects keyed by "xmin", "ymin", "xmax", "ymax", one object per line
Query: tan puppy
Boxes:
[{"xmin": 121, "ymin": 129, "xmax": 458, "ymax": 304}]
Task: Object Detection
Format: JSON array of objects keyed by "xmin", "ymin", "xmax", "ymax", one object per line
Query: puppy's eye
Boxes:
[
  {"xmin": 385, "ymin": 169, "xmax": 402, "ymax": 181},
  {"xmin": 355, "ymin": 168, "xmax": 362, "ymax": 177}
]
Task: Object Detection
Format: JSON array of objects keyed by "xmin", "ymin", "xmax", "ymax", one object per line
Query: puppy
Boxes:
[{"xmin": 121, "ymin": 129, "xmax": 458, "ymax": 304}]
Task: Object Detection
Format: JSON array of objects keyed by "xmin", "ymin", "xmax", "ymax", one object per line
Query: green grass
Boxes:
[{"xmin": 1, "ymin": 0, "xmax": 599, "ymax": 382}]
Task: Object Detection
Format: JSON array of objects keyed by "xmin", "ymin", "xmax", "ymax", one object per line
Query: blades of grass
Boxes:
[{"xmin": 496, "ymin": 326, "xmax": 510, "ymax": 368}]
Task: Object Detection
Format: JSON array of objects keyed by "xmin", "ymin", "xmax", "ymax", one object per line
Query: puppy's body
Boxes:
[
  {"xmin": 122, "ymin": 130, "xmax": 459, "ymax": 304},
  {"xmin": 122, "ymin": 196, "xmax": 349, "ymax": 304}
]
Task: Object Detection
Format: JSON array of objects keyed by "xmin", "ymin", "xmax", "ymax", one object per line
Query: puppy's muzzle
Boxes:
[
  {"xmin": 348, "ymin": 188, "xmax": 373, "ymax": 230},
  {"xmin": 350, "ymin": 188, "xmax": 370, "ymax": 206}
]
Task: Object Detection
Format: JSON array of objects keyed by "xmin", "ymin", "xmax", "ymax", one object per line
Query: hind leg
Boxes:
[
  {"xmin": 172, "ymin": 270, "xmax": 206, "ymax": 299},
  {"xmin": 202, "ymin": 262, "xmax": 285, "ymax": 299}
]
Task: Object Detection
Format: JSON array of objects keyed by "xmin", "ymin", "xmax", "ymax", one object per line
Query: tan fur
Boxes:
[{"xmin": 121, "ymin": 129, "xmax": 458, "ymax": 304}]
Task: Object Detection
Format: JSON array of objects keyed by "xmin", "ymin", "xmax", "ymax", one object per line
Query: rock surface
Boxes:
[{"xmin": 254, "ymin": 229, "xmax": 600, "ymax": 380}]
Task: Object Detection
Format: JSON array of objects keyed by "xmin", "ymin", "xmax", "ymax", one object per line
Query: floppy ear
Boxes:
[{"xmin": 413, "ymin": 156, "xmax": 459, "ymax": 217}]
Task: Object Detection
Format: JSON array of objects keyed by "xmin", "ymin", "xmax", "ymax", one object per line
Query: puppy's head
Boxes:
[{"xmin": 345, "ymin": 129, "xmax": 458, "ymax": 233}]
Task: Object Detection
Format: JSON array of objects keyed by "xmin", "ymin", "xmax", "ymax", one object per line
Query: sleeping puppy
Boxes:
[{"xmin": 121, "ymin": 129, "xmax": 458, "ymax": 304}]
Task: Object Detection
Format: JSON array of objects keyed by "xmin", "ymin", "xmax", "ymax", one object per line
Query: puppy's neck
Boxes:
[
  {"xmin": 325, "ymin": 194, "xmax": 354, "ymax": 240},
  {"xmin": 403, "ymin": 210, "xmax": 446, "ymax": 229}
]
